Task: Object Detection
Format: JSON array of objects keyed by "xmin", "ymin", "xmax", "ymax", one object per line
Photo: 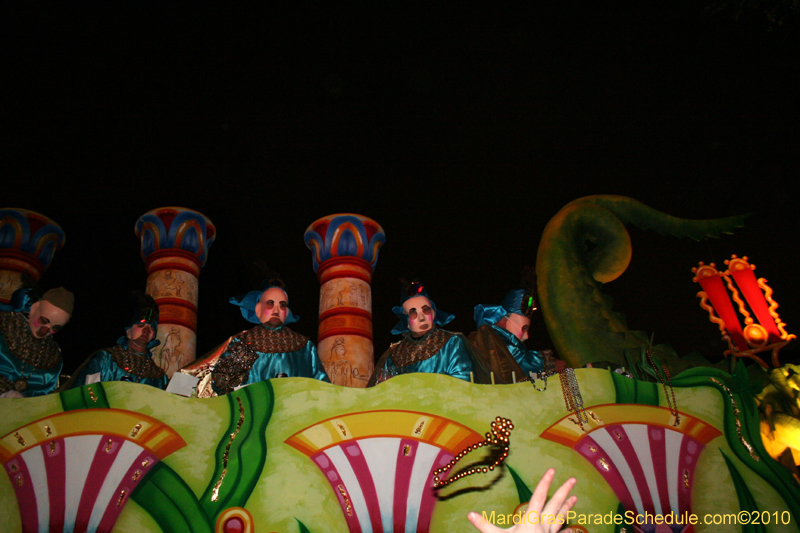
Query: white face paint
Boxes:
[
  {"xmin": 27, "ymin": 300, "xmax": 70, "ymax": 339},
  {"xmin": 502, "ymin": 313, "xmax": 530, "ymax": 342},
  {"xmin": 403, "ymin": 295, "xmax": 435, "ymax": 335},
  {"xmin": 255, "ymin": 287, "xmax": 289, "ymax": 327}
]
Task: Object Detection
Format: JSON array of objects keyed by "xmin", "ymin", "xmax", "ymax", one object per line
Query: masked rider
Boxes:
[
  {"xmin": 368, "ymin": 280, "xmax": 474, "ymax": 385},
  {"xmin": 0, "ymin": 286, "xmax": 74, "ymax": 398},
  {"xmin": 182, "ymin": 276, "xmax": 328, "ymax": 396},
  {"xmin": 468, "ymin": 288, "xmax": 544, "ymax": 384},
  {"xmin": 71, "ymin": 292, "xmax": 166, "ymax": 389}
]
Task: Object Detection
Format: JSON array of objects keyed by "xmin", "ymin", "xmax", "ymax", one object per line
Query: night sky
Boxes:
[{"xmin": 4, "ymin": 4, "xmax": 799, "ymax": 374}]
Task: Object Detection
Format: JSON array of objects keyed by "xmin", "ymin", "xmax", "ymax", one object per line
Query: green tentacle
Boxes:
[
  {"xmin": 563, "ymin": 195, "xmax": 747, "ymax": 241},
  {"xmin": 536, "ymin": 195, "xmax": 746, "ymax": 367}
]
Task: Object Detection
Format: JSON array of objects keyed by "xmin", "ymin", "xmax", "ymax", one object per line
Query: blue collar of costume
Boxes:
[
  {"xmin": 489, "ymin": 323, "xmax": 526, "ymax": 348},
  {"xmin": 391, "ymin": 299, "xmax": 454, "ymax": 335},
  {"xmin": 473, "ymin": 289, "xmax": 529, "ymax": 327},
  {"xmin": 229, "ymin": 290, "xmax": 299, "ymax": 326}
]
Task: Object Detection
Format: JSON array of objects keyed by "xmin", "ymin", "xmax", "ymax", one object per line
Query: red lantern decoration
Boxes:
[{"xmin": 692, "ymin": 255, "xmax": 795, "ymax": 368}]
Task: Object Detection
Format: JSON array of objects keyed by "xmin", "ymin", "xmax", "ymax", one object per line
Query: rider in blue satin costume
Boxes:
[
  {"xmin": 183, "ymin": 279, "xmax": 328, "ymax": 396},
  {"xmin": 469, "ymin": 289, "xmax": 544, "ymax": 384},
  {"xmin": 71, "ymin": 293, "xmax": 167, "ymax": 389},
  {"xmin": 368, "ymin": 281, "xmax": 474, "ymax": 385},
  {"xmin": 217, "ymin": 325, "xmax": 327, "ymax": 386},
  {"xmin": 0, "ymin": 286, "xmax": 73, "ymax": 398}
]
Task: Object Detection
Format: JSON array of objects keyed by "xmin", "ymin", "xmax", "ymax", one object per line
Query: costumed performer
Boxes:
[
  {"xmin": 0, "ymin": 285, "xmax": 73, "ymax": 398},
  {"xmin": 368, "ymin": 280, "xmax": 474, "ymax": 385},
  {"xmin": 469, "ymin": 288, "xmax": 544, "ymax": 384},
  {"xmin": 69, "ymin": 292, "xmax": 166, "ymax": 389},
  {"xmin": 181, "ymin": 274, "xmax": 328, "ymax": 397}
]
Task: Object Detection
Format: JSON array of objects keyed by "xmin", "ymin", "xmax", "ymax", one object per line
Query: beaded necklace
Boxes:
[
  {"xmin": 646, "ymin": 348, "xmax": 680, "ymax": 426},
  {"xmin": 13, "ymin": 362, "xmax": 34, "ymax": 392},
  {"xmin": 559, "ymin": 367, "xmax": 589, "ymax": 428},
  {"xmin": 433, "ymin": 417, "xmax": 514, "ymax": 489}
]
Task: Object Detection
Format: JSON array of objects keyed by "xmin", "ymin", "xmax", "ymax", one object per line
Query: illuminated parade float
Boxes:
[{"xmin": 1, "ymin": 198, "xmax": 798, "ymax": 533}]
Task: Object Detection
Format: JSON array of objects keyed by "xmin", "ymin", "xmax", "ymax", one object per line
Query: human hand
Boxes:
[{"xmin": 467, "ymin": 468, "xmax": 577, "ymax": 533}]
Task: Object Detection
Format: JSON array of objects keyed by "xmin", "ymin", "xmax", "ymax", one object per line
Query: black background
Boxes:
[{"xmin": 4, "ymin": 3, "xmax": 799, "ymax": 373}]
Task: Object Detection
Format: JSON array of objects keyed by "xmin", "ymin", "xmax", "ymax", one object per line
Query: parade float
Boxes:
[{"xmin": 1, "ymin": 197, "xmax": 798, "ymax": 533}]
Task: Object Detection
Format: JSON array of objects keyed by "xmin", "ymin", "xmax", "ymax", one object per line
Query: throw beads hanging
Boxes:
[
  {"xmin": 432, "ymin": 416, "xmax": 513, "ymax": 489},
  {"xmin": 646, "ymin": 349, "xmax": 680, "ymax": 427}
]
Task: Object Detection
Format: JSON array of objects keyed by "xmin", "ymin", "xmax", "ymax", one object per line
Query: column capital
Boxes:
[
  {"xmin": 135, "ymin": 207, "xmax": 214, "ymax": 376},
  {"xmin": 306, "ymin": 214, "xmax": 385, "ymax": 387},
  {"xmin": 0, "ymin": 208, "xmax": 65, "ymax": 279},
  {"xmin": 304, "ymin": 214, "xmax": 385, "ymax": 273},
  {"xmin": 135, "ymin": 207, "xmax": 216, "ymax": 269}
]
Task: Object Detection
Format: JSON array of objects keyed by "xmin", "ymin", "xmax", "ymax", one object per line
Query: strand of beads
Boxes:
[
  {"xmin": 560, "ymin": 367, "xmax": 588, "ymax": 427},
  {"xmin": 646, "ymin": 349, "xmax": 680, "ymax": 426},
  {"xmin": 708, "ymin": 377, "xmax": 759, "ymax": 461},
  {"xmin": 661, "ymin": 363, "xmax": 680, "ymax": 426},
  {"xmin": 530, "ymin": 368, "xmax": 553, "ymax": 391},
  {"xmin": 432, "ymin": 416, "xmax": 513, "ymax": 489},
  {"xmin": 529, "ymin": 350, "xmax": 556, "ymax": 391}
]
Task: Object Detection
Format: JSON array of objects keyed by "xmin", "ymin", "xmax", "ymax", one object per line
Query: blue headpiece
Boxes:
[
  {"xmin": 0, "ymin": 286, "xmax": 37, "ymax": 313},
  {"xmin": 117, "ymin": 292, "xmax": 161, "ymax": 350},
  {"xmin": 0, "ymin": 271, "xmax": 45, "ymax": 313},
  {"xmin": 474, "ymin": 289, "xmax": 537, "ymax": 328},
  {"xmin": 229, "ymin": 277, "xmax": 299, "ymax": 326},
  {"xmin": 391, "ymin": 280, "xmax": 454, "ymax": 335},
  {"xmin": 1, "ymin": 286, "xmax": 75, "ymax": 317}
]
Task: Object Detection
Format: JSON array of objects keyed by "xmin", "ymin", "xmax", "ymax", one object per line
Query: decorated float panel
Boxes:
[
  {"xmin": 1, "ymin": 369, "xmax": 798, "ymax": 533},
  {"xmin": 2, "ymin": 196, "xmax": 799, "ymax": 532}
]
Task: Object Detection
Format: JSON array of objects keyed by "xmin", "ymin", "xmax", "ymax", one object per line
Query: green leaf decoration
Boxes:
[
  {"xmin": 720, "ymin": 450, "xmax": 767, "ymax": 533},
  {"xmin": 201, "ymin": 381, "xmax": 274, "ymax": 519},
  {"xmin": 613, "ymin": 502, "xmax": 627, "ymax": 533},
  {"xmin": 507, "ymin": 465, "xmax": 532, "ymax": 504},
  {"xmin": 296, "ymin": 517, "xmax": 313, "ymax": 533},
  {"xmin": 58, "ymin": 379, "xmax": 275, "ymax": 532},
  {"xmin": 128, "ymin": 382, "xmax": 274, "ymax": 532},
  {"xmin": 59, "ymin": 382, "xmax": 110, "ymax": 410},
  {"xmin": 611, "ymin": 370, "xmax": 659, "ymax": 405},
  {"xmin": 671, "ymin": 366, "xmax": 800, "ymax": 522},
  {"xmin": 131, "ymin": 462, "xmax": 213, "ymax": 533}
]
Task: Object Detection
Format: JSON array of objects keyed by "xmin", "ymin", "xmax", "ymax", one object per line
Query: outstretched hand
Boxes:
[{"xmin": 467, "ymin": 468, "xmax": 577, "ymax": 533}]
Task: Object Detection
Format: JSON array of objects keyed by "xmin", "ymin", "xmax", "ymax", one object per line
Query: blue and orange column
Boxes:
[
  {"xmin": 0, "ymin": 208, "xmax": 65, "ymax": 303},
  {"xmin": 135, "ymin": 207, "xmax": 215, "ymax": 377},
  {"xmin": 305, "ymin": 214, "xmax": 385, "ymax": 387}
]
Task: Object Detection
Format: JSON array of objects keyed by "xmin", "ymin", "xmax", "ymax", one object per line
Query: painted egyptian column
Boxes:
[
  {"xmin": 0, "ymin": 208, "xmax": 65, "ymax": 303},
  {"xmin": 135, "ymin": 207, "xmax": 215, "ymax": 377},
  {"xmin": 305, "ymin": 214, "xmax": 385, "ymax": 388}
]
